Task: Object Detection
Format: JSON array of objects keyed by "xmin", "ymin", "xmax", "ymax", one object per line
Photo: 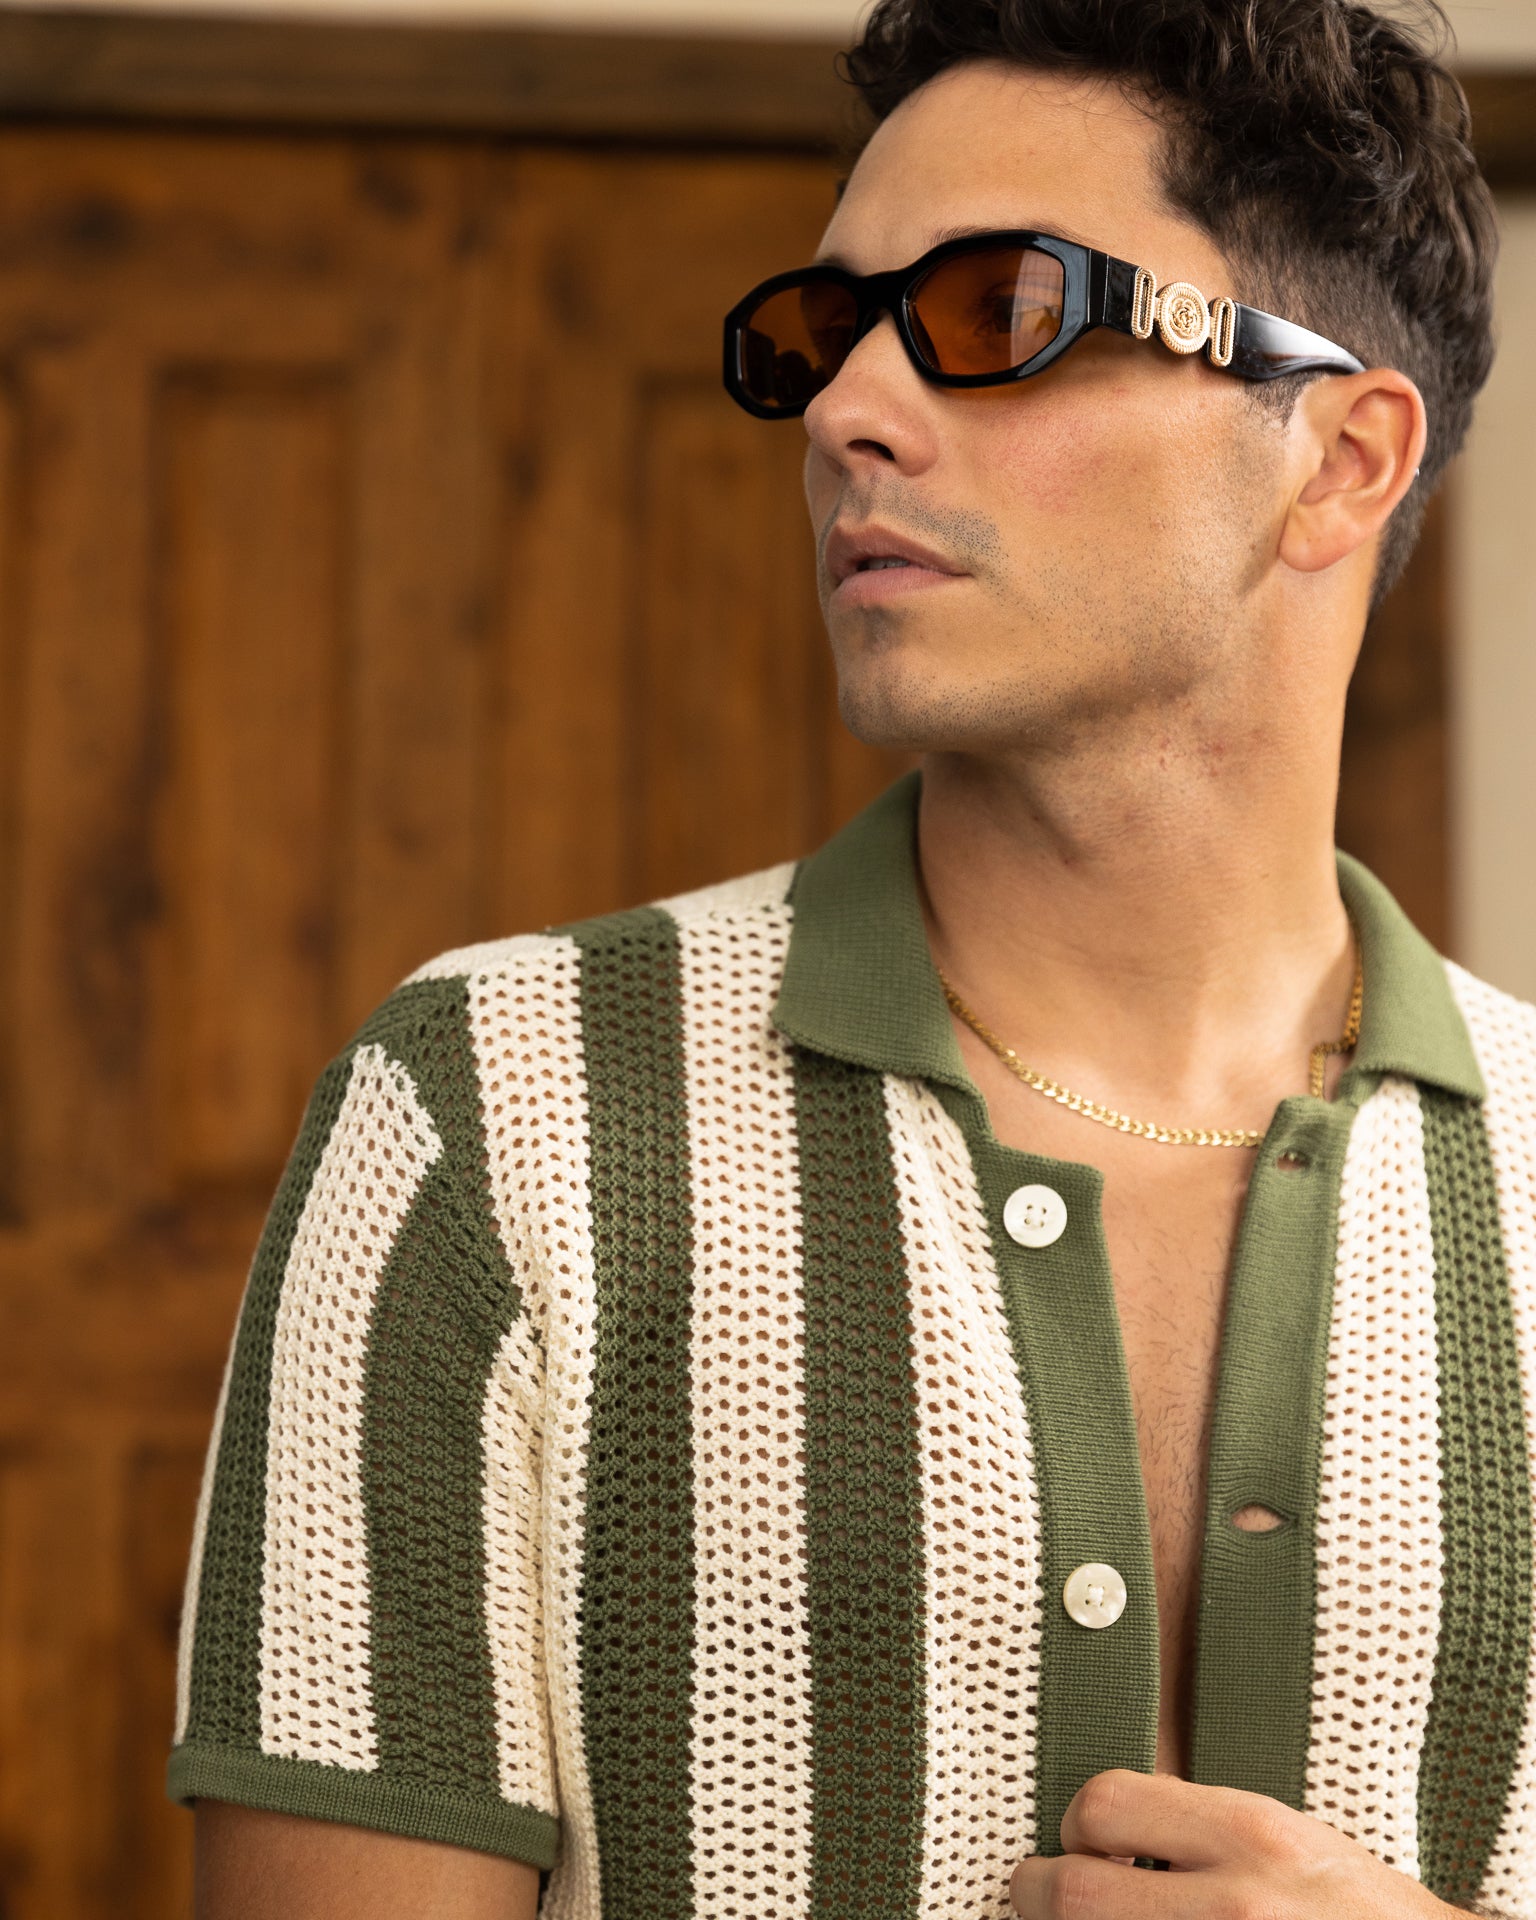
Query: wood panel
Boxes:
[
  {"xmin": 1338, "ymin": 494, "xmax": 1450, "ymax": 949},
  {"xmin": 1461, "ymin": 72, "xmax": 1536, "ymax": 190},
  {"xmin": 0, "ymin": 1446, "xmax": 119, "ymax": 1916},
  {"xmin": 0, "ymin": 365, "xmax": 22, "ymax": 1229},
  {"xmin": 14, "ymin": 328, "xmax": 158, "ymax": 1220},
  {"xmin": 632, "ymin": 377, "xmax": 829, "ymax": 895},
  {"xmin": 156, "ymin": 367, "xmax": 349, "ymax": 1186}
]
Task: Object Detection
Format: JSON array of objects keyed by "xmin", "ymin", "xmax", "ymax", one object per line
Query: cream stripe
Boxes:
[
  {"xmin": 678, "ymin": 903, "xmax": 814, "ymax": 1920},
  {"xmin": 463, "ymin": 935, "xmax": 600, "ymax": 1920},
  {"xmin": 258, "ymin": 1044, "xmax": 443, "ymax": 1767},
  {"xmin": 1304, "ymin": 1076, "xmax": 1442, "ymax": 1876},
  {"xmin": 884, "ymin": 1076, "xmax": 1044, "ymax": 1918},
  {"xmin": 481, "ymin": 1310, "xmax": 558, "ymax": 1816},
  {"xmin": 1449, "ymin": 963, "xmax": 1536, "ymax": 1913},
  {"xmin": 439, "ymin": 935, "xmax": 594, "ymax": 1352},
  {"xmin": 174, "ymin": 1338, "xmax": 237, "ymax": 1744}
]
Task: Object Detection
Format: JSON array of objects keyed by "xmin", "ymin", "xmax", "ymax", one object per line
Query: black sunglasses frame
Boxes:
[{"xmin": 722, "ymin": 229, "xmax": 1366, "ymax": 420}]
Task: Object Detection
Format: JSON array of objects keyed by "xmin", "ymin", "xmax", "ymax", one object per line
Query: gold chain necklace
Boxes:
[{"xmin": 937, "ymin": 931, "xmax": 1364, "ymax": 1150}]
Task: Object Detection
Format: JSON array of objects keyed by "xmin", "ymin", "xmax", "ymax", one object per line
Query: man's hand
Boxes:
[{"xmin": 1010, "ymin": 1771, "xmax": 1461, "ymax": 1919}]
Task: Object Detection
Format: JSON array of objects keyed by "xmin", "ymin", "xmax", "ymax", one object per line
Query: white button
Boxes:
[
  {"xmin": 1063, "ymin": 1562, "xmax": 1128, "ymax": 1630},
  {"xmin": 1004, "ymin": 1183, "xmax": 1068, "ymax": 1248}
]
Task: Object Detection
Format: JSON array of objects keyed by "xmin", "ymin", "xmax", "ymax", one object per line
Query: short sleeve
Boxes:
[{"xmin": 165, "ymin": 974, "xmax": 559, "ymax": 1870}]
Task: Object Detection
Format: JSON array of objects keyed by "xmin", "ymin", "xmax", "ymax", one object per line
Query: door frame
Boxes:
[{"xmin": 0, "ymin": 7, "xmax": 1531, "ymax": 184}]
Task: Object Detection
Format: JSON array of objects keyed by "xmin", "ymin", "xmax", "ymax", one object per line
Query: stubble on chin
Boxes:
[
  {"xmin": 829, "ymin": 551, "xmax": 1250, "ymax": 759},
  {"xmin": 829, "ymin": 598, "xmax": 1060, "ymax": 753},
  {"xmin": 816, "ymin": 490, "xmax": 1019, "ymax": 750},
  {"xmin": 827, "ymin": 467, "xmax": 1276, "ymax": 757},
  {"xmin": 829, "ymin": 605, "xmax": 934, "ymax": 750}
]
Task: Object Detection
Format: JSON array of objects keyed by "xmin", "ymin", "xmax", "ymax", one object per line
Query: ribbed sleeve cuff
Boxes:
[{"xmin": 166, "ymin": 1741, "xmax": 561, "ymax": 1870}]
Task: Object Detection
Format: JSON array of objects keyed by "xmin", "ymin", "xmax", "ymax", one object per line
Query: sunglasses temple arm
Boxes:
[
  {"xmin": 1226, "ymin": 306, "xmax": 1366, "ymax": 380},
  {"xmin": 1093, "ymin": 251, "xmax": 1364, "ymax": 379},
  {"xmin": 1089, "ymin": 252, "xmax": 1142, "ymax": 334}
]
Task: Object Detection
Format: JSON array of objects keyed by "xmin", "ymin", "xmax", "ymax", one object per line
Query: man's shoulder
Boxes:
[
  {"xmin": 386, "ymin": 857, "xmax": 800, "ymax": 998},
  {"xmin": 1445, "ymin": 957, "xmax": 1536, "ymax": 1079},
  {"xmin": 338, "ymin": 859, "xmax": 801, "ymax": 1137}
]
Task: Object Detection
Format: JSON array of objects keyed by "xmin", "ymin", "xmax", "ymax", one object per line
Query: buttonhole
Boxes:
[
  {"xmin": 1230, "ymin": 1503, "xmax": 1287, "ymax": 1535},
  {"xmin": 1275, "ymin": 1150, "xmax": 1310, "ymax": 1172}
]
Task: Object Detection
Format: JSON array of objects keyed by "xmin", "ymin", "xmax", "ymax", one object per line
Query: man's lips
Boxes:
[{"xmin": 824, "ymin": 523, "xmax": 968, "ymax": 600}]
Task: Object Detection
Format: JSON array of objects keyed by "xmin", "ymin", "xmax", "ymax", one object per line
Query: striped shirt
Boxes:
[{"xmin": 168, "ymin": 770, "xmax": 1536, "ymax": 1919}]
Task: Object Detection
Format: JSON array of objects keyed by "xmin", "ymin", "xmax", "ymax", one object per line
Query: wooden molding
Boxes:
[
  {"xmin": 0, "ymin": 10, "xmax": 1529, "ymax": 177},
  {"xmin": 0, "ymin": 9, "xmax": 865, "ymax": 149},
  {"xmin": 1459, "ymin": 72, "xmax": 1536, "ymax": 189}
]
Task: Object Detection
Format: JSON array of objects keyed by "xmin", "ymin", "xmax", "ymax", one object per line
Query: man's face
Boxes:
[{"xmin": 803, "ymin": 61, "xmax": 1290, "ymax": 754}]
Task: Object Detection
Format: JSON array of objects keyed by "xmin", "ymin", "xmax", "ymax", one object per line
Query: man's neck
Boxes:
[{"xmin": 915, "ymin": 721, "xmax": 1359, "ymax": 1122}]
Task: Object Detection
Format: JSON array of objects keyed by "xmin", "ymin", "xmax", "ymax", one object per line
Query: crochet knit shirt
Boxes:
[{"xmin": 169, "ymin": 771, "xmax": 1536, "ymax": 1919}]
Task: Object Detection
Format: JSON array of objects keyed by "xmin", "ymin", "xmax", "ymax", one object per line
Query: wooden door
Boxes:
[
  {"xmin": 0, "ymin": 125, "xmax": 903, "ymax": 1920},
  {"xmin": 1338, "ymin": 496, "xmax": 1449, "ymax": 950}
]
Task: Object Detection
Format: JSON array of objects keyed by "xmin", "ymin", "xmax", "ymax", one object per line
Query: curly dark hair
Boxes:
[{"xmin": 839, "ymin": 0, "xmax": 1498, "ymax": 604}]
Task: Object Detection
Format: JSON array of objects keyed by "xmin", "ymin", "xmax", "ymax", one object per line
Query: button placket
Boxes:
[
  {"xmin": 935, "ymin": 1097, "xmax": 1162, "ymax": 1843},
  {"xmin": 1187, "ymin": 1092, "xmax": 1362, "ymax": 1798}
]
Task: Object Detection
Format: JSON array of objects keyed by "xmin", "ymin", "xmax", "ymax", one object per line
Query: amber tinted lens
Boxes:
[
  {"xmin": 736, "ymin": 276, "xmax": 858, "ymax": 411},
  {"xmin": 908, "ymin": 245, "xmax": 1065, "ymax": 376}
]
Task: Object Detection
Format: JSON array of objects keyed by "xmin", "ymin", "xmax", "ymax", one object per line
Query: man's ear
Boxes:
[{"xmin": 1277, "ymin": 368, "xmax": 1428, "ymax": 577}]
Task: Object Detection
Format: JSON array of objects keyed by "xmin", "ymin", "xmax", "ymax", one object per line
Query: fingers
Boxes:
[
  {"xmin": 1057, "ymin": 1769, "xmax": 1302, "ymax": 1872},
  {"xmin": 1010, "ymin": 1852, "xmax": 1197, "ymax": 1919},
  {"xmin": 1016, "ymin": 1773, "xmax": 1449, "ymax": 1920}
]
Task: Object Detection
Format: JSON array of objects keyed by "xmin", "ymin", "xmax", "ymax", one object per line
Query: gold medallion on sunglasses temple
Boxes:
[{"xmin": 1131, "ymin": 267, "xmax": 1238, "ymax": 367}]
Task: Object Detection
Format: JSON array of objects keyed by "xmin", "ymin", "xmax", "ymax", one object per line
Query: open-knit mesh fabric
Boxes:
[
  {"xmin": 883, "ymin": 1075, "xmax": 1044, "ymax": 1918},
  {"xmin": 1306, "ymin": 1074, "xmax": 1442, "ymax": 1877},
  {"xmin": 1449, "ymin": 963, "xmax": 1536, "ymax": 1918},
  {"xmin": 260, "ymin": 1044, "xmax": 445, "ymax": 1768},
  {"xmin": 566, "ymin": 906, "xmax": 704, "ymax": 1920},
  {"xmin": 480, "ymin": 1308, "xmax": 557, "ymax": 1814},
  {"xmin": 448, "ymin": 931, "xmax": 603, "ymax": 1918},
  {"xmin": 175, "ymin": 1339, "xmax": 236, "ymax": 1747},
  {"xmin": 676, "ymin": 894, "xmax": 814, "ymax": 1920}
]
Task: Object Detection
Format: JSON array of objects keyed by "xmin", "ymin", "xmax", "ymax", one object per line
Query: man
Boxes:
[{"xmin": 172, "ymin": 2, "xmax": 1522, "ymax": 1916}]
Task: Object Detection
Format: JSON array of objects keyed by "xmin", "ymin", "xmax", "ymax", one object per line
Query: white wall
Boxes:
[
  {"xmin": 1439, "ymin": 0, "xmax": 1536, "ymax": 64},
  {"xmin": 1451, "ymin": 198, "xmax": 1536, "ymax": 997},
  {"xmin": 10, "ymin": 0, "xmax": 1536, "ymax": 62}
]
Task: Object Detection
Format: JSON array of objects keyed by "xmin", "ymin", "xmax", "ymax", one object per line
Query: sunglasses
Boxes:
[{"xmin": 722, "ymin": 229, "xmax": 1364, "ymax": 419}]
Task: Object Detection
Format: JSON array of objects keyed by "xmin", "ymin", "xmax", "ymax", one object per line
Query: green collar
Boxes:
[{"xmin": 773, "ymin": 770, "xmax": 1484, "ymax": 1103}]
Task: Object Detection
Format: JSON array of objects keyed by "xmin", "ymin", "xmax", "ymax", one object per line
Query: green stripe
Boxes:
[
  {"xmin": 357, "ymin": 980, "xmax": 529, "ymax": 1797},
  {"xmin": 181, "ymin": 1049, "xmax": 355, "ymax": 1746},
  {"xmin": 167, "ymin": 1743, "xmax": 559, "ymax": 1868},
  {"xmin": 934, "ymin": 1085, "xmax": 1159, "ymax": 1854},
  {"xmin": 795, "ymin": 1052, "xmax": 926, "ymax": 1920},
  {"xmin": 1191, "ymin": 1091, "xmax": 1365, "ymax": 1805},
  {"xmin": 570, "ymin": 910, "xmax": 696, "ymax": 1920},
  {"xmin": 1419, "ymin": 1089, "xmax": 1532, "ymax": 1907}
]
